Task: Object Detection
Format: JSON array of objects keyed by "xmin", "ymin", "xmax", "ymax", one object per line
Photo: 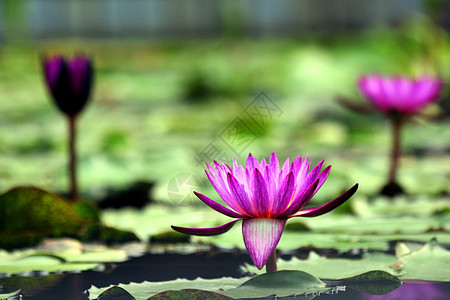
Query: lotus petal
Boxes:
[
  {"xmin": 251, "ymin": 169, "xmax": 270, "ymax": 217},
  {"xmin": 194, "ymin": 191, "xmax": 245, "ymax": 218},
  {"xmin": 279, "ymin": 179, "xmax": 319, "ymax": 217},
  {"xmin": 171, "ymin": 220, "xmax": 239, "ymax": 236},
  {"xmin": 242, "ymin": 218, "xmax": 285, "ymax": 269},
  {"xmin": 358, "ymin": 75, "xmax": 443, "ymax": 115},
  {"xmin": 291, "ymin": 183, "xmax": 359, "ymax": 218}
]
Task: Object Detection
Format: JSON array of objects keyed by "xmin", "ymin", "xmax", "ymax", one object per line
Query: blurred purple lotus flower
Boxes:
[
  {"xmin": 43, "ymin": 55, "xmax": 93, "ymax": 116},
  {"xmin": 358, "ymin": 75, "xmax": 443, "ymax": 116},
  {"xmin": 172, "ymin": 153, "xmax": 358, "ymax": 271},
  {"xmin": 42, "ymin": 54, "xmax": 93, "ymax": 201},
  {"xmin": 356, "ymin": 75, "xmax": 444, "ymax": 196}
]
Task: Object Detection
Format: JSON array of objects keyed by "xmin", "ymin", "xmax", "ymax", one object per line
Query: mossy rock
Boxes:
[
  {"xmin": 150, "ymin": 231, "xmax": 191, "ymax": 244},
  {"xmin": 72, "ymin": 200, "xmax": 101, "ymax": 222},
  {"xmin": 284, "ymin": 221, "xmax": 310, "ymax": 232},
  {"xmin": 79, "ymin": 223, "xmax": 140, "ymax": 245},
  {"xmin": 0, "ymin": 186, "xmax": 139, "ymax": 249},
  {"xmin": 0, "ymin": 234, "xmax": 48, "ymax": 250},
  {"xmin": 0, "ymin": 274, "xmax": 62, "ymax": 295},
  {"xmin": 0, "ymin": 186, "xmax": 83, "ymax": 235}
]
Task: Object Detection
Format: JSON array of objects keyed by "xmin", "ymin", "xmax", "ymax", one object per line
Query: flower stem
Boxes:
[
  {"xmin": 389, "ymin": 117, "xmax": 402, "ymax": 184},
  {"xmin": 265, "ymin": 250, "xmax": 277, "ymax": 273},
  {"xmin": 381, "ymin": 116, "xmax": 404, "ymax": 197},
  {"xmin": 68, "ymin": 115, "xmax": 78, "ymax": 202}
]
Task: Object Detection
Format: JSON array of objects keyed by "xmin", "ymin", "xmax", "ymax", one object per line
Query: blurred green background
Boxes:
[{"xmin": 0, "ymin": 0, "xmax": 449, "ymax": 206}]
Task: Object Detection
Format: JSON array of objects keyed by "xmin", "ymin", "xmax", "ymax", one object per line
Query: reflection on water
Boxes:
[
  {"xmin": 361, "ymin": 281, "xmax": 447, "ymax": 300},
  {"xmin": 1, "ymin": 251, "xmax": 449, "ymax": 299}
]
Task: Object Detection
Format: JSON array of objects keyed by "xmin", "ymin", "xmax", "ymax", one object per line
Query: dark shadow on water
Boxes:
[
  {"xmin": 1, "ymin": 250, "xmax": 449, "ymax": 300},
  {"xmin": 1, "ymin": 250, "xmax": 251, "ymax": 300}
]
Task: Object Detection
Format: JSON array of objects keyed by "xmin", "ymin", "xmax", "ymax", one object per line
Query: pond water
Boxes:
[{"xmin": 1, "ymin": 250, "xmax": 449, "ymax": 299}]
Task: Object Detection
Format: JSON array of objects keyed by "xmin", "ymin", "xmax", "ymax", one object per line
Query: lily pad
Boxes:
[
  {"xmin": 86, "ymin": 270, "xmax": 409, "ymax": 299},
  {"xmin": 88, "ymin": 271, "xmax": 329, "ymax": 299},
  {"xmin": 335, "ymin": 271, "xmax": 402, "ymax": 295},
  {"xmin": 396, "ymin": 242, "xmax": 450, "ymax": 281},
  {"xmin": 101, "ymin": 200, "xmax": 449, "ymax": 253},
  {"xmin": 0, "ymin": 253, "xmax": 97, "ymax": 274},
  {"xmin": 0, "ymin": 274, "xmax": 62, "ymax": 296},
  {"xmin": 243, "ymin": 241, "xmax": 450, "ymax": 281},
  {"xmin": 224, "ymin": 270, "xmax": 327, "ymax": 298},
  {"xmin": 96, "ymin": 286, "xmax": 135, "ymax": 300},
  {"xmin": 0, "ymin": 289, "xmax": 21, "ymax": 299},
  {"xmin": 88, "ymin": 277, "xmax": 248, "ymax": 300},
  {"xmin": 0, "ymin": 246, "xmax": 128, "ymax": 274},
  {"xmin": 193, "ymin": 224, "xmax": 450, "ymax": 252},
  {"xmin": 150, "ymin": 289, "xmax": 232, "ymax": 300},
  {"xmin": 244, "ymin": 251, "xmax": 398, "ymax": 279}
]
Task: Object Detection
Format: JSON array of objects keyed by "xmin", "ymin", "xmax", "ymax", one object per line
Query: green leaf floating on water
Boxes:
[
  {"xmin": 0, "ymin": 289, "xmax": 21, "ymax": 299},
  {"xmin": 243, "ymin": 241, "xmax": 450, "ymax": 281},
  {"xmin": 328, "ymin": 270, "xmax": 402, "ymax": 295},
  {"xmin": 0, "ymin": 275, "xmax": 62, "ymax": 296},
  {"xmin": 224, "ymin": 270, "xmax": 327, "ymax": 298},
  {"xmin": 88, "ymin": 271, "xmax": 329, "ymax": 299},
  {"xmin": 0, "ymin": 253, "xmax": 98, "ymax": 274},
  {"xmin": 0, "ymin": 247, "xmax": 127, "ymax": 274},
  {"xmin": 395, "ymin": 242, "xmax": 450, "ymax": 281},
  {"xmin": 96, "ymin": 286, "xmax": 135, "ymax": 300},
  {"xmin": 101, "ymin": 202, "xmax": 450, "ymax": 252},
  {"xmin": 150, "ymin": 289, "xmax": 233, "ymax": 300},
  {"xmin": 88, "ymin": 277, "xmax": 248, "ymax": 300}
]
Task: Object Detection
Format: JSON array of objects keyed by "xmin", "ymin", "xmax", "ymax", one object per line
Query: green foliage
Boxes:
[
  {"xmin": 88, "ymin": 276, "xmax": 248, "ymax": 300},
  {"xmin": 0, "ymin": 186, "xmax": 82, "ymax": 235},
  {"xmin": 0, "ymin": 276, "xmax": 60, "ymax": 298},
  {"xmin": 0, "ymin": 242, "xmax": 128, "ymax": 274},
  {"xmin": 243, "ymin": 241, "xmax": 450, "ymax": 281},
  {"xmin": 150, "ymin": 231, "xmax": 190, "ymax": 244},
  {"xmin": 0, "ymin": 186, "xmax": 139, "ymax": 250},
  {"xmin": 283, "ymin": 221, "xmax": 310, "ymax": 232},
  {"xmin": 72, "ymin": 200, "xmax": 101, "ymax": 222},
  {"xmin": 225, "ymin": 270, "xmax": 326, "ymax": 298},
  {"xmin": 87, "ymin": 270, "xmax": 406, "ymax": 299},
  {"xmin": 100, "ymin": 129, "xmax": 129, "ymax": 156},
  {"xmin": 88, "ymin": 271, "xmax": 331, "ymax": 299},
  {"xmin": 396, "ymin": 242, "xmax": 450, "ymax": 281},
  {"xmin": 0, "ymin": 35, "xmax": 449, "ymax": 198},
  {"xmin": 79, "ymin": 223, "xmax": 140, "ymax": 245},
  {"xmin": 100, "ymin": 199, "xmax": 449, "ymax": 253},
  {"xmin": 0, "ymin": 235, "xmax": 45, "ymax": 250},
  {"xmin": 96, "ymin": 286, "xmax": 135, "ymax": 300},
  {"xmin": 338, "ymin": 271, "xmax": 402, "ymax": 295},
  {"xmin": 150, "ymin": 289, "xmax": 233, "ymax": 300},
  {"xmin": 0, "ymin": 290, "xmax": 21, "ymax": 299},
  {"xmin": 0, "ymin": 32, "xmax": 449, "ymax": 291}
]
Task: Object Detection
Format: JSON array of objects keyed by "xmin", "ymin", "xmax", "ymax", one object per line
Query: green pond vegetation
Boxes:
[{"xmin": 0, "ymin": 24, "xmax": 449, "ymax": 298}]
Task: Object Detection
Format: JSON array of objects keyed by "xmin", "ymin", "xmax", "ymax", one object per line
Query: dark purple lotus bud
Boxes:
[{"xmin": 43, "ymin": 55, "xmax": 93, "ymax": 116}]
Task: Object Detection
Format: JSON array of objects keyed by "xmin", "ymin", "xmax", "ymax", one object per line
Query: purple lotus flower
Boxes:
[
  {"xmin": 356, "ymin": 75, "xmax": 444, "ymax": 196},
  {"xmin": 172, "ymin": 153, "xmax": 358, "ymax": 270},
  {"xmin": 43, "ymin": 55, "xmax": 93, "ymax": 116},
  {"xmin": 358, "ymin": 75, "xmax": 443, "ymax": 115},
  {"xmin": 43, "ymin": 54, "xmax": 93, "ymax": 201}
]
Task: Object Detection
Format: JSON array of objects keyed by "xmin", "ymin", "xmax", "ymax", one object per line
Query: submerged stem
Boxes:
[
  {"xmin": 388, "ymin": 117, "xmax": 402, "ymax": 185},
  {"xmin": 265, "ymin": 250, "xmax": 277, "ymax": 273},
  {"xmin": 68, "ymin": 115, "xmax": 78, "ymax": 202},
  {"xmin": 381, "ymin": 116, "xmax": 405, "ymax": 197}
]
